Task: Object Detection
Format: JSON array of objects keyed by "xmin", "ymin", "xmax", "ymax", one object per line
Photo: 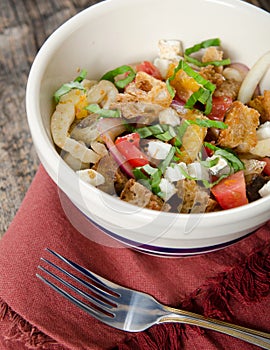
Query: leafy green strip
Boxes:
[
  {"xmin": 135, "ymin": 119, "xmax": 227, "ymax": 147},
  {"xmin": 54, "ymin": 69, "xmax": 87, "ymax": 103},
  {"xmin": 184, "ymin": 38, "xmax": 231, "ymax": 67},
  {"xmin": 204, "ymin": 142, "xmax": 245, "ymax": 172},
  {"xmin": 85, "ymin": 104, "xmax": 121, "ymax": 118},
  {"xmin": 133, "ymin": 146, "xmax": 176, "ymax": 195},
  {"xmin": 100, "ymin": 65, "xmax": 136, "ymax": 89},
  {"xmin": 166, "ymin": 60, "xmax": 216, "ymax": 115}
]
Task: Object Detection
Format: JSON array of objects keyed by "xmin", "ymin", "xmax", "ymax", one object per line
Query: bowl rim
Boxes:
[{"xmin": 26, "ymin": 0, "xmax": 270, "ymax": 231}]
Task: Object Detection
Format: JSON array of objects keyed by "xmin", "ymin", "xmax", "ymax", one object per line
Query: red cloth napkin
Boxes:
[{"xmin": 0, "ymin": 165, "xmax": 270, "ymax": 350}]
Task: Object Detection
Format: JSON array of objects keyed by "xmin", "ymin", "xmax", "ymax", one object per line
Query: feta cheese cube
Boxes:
[
  {"xmin": 158, "ymin": 39, "xmax": 183, "ymax": 60},
  {"xmin": 159, "ymin": 178, "xmax": 176, "ymax": 201},
  {"xmin": 159, "ymin": 108, "xmax": 180, "ymax": 126},
  {"xmin": 164, "ymin": 162, "xmax": 187, "ymax": 182},
  {"xmin": 259, "ymin": 180, "xmax": 270, "ymax": 197},
  {"xmin": 207, "ymin": 155, "xmax": 231, "ymax": 176},
  {"xmin": 187, "ymin": 162, "xmax": 209, "ymax": 180},
  {"xmin": 147, "ymin": 141, "xmax": 172, "ymax": 160},
  {"xmin": 153, "ymin": 58, "xmax": 171, "ymax": 79},
  {"xmin": 76, "ymin": 169, "xmax": 105, "ymax": 187},
  {"xmin": 257, "ymin": 121, "xmax": 270, "ymax": 140}
]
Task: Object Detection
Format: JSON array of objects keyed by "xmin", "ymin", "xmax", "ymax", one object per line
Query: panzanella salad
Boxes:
[{"xmin": 51, "ymin": 38, "xmax": 270, "ymax": 213}]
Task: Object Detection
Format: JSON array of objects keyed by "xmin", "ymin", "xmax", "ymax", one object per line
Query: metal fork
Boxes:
[{"xmin": 37, "ymin": 248, "xmax": 270, "ymax": 349}]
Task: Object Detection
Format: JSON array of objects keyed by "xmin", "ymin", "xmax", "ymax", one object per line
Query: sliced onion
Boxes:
[
  {"xmin": 238, "ymin": 51, "xmax": 270, "ymax": 104},
  {"xmin": 97, "ymin": 118, "xmax": 134, "ymax": 178},
  {"xmin": 226, "ymin": 63, "xmax": 249, "ymax": 80}
]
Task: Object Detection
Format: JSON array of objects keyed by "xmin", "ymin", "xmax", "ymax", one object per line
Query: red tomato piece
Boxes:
[
  {"xmin": 115, "ymin": 132, "xmax": 141, "ymax": 148},
  {"xmin": 115, "ymin": 133, "xmax": 149, "ymax": 168},
  {"xmin": 211, "ymin": 171, "xmax": 248, "ymax": 209},
  {"xmin": 208, "ymin": 96, "xmax": 233, "ymax": 121},
  {"xmin": 262, "ymin": 157, "xmax": 270, "ymax": 176},
  {"xmin": 136, "ymin": 61, "xmax": 162, "ymax": 80}
]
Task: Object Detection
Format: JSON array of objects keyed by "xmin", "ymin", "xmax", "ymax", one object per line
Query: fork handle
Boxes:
[{"xmin": 160, "ymin": 306, "xmax": 270, "ymax": 349}]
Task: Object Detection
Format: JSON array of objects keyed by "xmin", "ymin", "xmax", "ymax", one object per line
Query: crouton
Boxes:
[
  {"xmin": 248, "ymin": 90, "xmax": 270, "ymax": 123},
  {"xmin": 214, "ymin": 79, "xmax": 241, "ymax": 100},
  {"xmin": 120, "ymin": 179, "xmax": 171, "ymax": 211},
  {"xmin": 176, "ymin": 179, "xmax": 212, "ymax": 213},
  {"xmin": 117, "ymin": 71, "xmax": 173, "ymax": 108},
  {"xmin": 218, "ymin": 101, "xmax": 260, "ymax": 153},
  {"xmin": 200, "ymin": 65, "xmax": 224, "ymax": 87}
]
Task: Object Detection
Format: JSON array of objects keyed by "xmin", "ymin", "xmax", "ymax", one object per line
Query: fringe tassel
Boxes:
[
  {"xmin": 116, "ymin": 324, "xmax": 185, "ymax": 350},
  {"xmin": 0, "ymin": 298, "xmax": 60, "ymax": 349},
  {"xmin": 113, "ymin": 243, "xmax": 270, "ymax": 350}
]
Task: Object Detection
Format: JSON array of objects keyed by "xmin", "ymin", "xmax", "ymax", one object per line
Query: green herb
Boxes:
[
  {"xmin": 158, "ymin": 146, "xmax": 176, "ymax": 174},
  {"xmin": 54, "ymin": 70, "xmax": 88, "ymax": 103},
  {"xmin": 135, "ymin": 124, "xmax": 175, "ymax": 140},
  {"xmin": 174, "ymin": 120, "xmax": 191, "ymax": 147},
  {"xmin": 133, "ymin": 164, "xmax": 162, "ymax": 194},
  {"xmin": 74, "ymin": 69, "xmax": 87, "ymax": 83},
  {"xmin": 200, "ymin": 157, "xmax": 219, "ymax": 168},
  {"xmin": 100, "ymin": 65, "xmax": 136, "ymax": 89},
  {"xmin": 166, "ymin": 60, "xmax": 216, "ymax": 115},
  {"xmin": 188, "ymin": 118, "xmax": 228, "ymax": 129},
  {"xmin": 184, "ymin": 38, "xmax": 231, "ymax": 67},
  {"xmin": 85, "ymin": 104, "xmax": 121, "ymax": 118},
  {"xmin": 204, "ymin": 142, "xmax": 245, "ymax": 172}
]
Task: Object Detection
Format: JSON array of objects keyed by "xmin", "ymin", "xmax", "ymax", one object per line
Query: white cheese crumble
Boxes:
[
  {"xmin": 154, "ymin": 40, "xmax": 183, "ymax": 79},
  {"xmin": 256, "ymin": 121, "xmax": 270, "ymax": 140},
  {"xmin": 159, "ymin": 178, "xmax": 177, "ymax": 201},
  {"xmin": 76, "ymin": 169, "xmax": 105, "ymax": 187},
  {"xmin": 207, "ymin": 155, "xmax": 231, "ymax": 176},
  {"xmin": 259, "ymin": 180, "xmax": 270, "ymax": 197},
  {"xmin": 159, "ymin": 108, "xmax": 180, "ymax": 126},
  {"xmin": 187, "ymin": 162, "xmax": 209, "ymax": 180},
  {"xmin": 153, "ymin": 58, "xmax": 172, "ymax": 79},
  {"xmin": 164, "ymin": 162, "xmax": 187, "ymax": 182},
  {"xmin": 158, "ymin": 39, "xmax": 183, "ymax": 60},
  {"xmin": 147, "ymin": 141, "xmax": 172, "ymax": 160}
]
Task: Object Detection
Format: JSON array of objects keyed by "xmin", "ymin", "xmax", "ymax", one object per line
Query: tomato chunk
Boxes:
[
  {"xmin": 262, "ymin": 157, "xmax": 270, "ymax": 176},
  {"xmin": 208, "ymin": 96, "xmax": 233, "ymax": 121},
  {"xmin": 136, "ymin": 61, "xmax": 162, "ymax": 80},
  {"xmin": 211, "ymin": 171, "xmax": 248, "ymax": 209},
  {"xmin": 115, "ymin": 133, "xmax": 149, "ymax": 168}
]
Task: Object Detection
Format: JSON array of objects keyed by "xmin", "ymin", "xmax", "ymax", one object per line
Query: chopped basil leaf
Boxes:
[
  {"xmin": 156, "ymin": 130, "xmax": 174, "ymax": 142},
  {"xmin": 184, "ymin": 38, "xmax": 231, "ymax": 67},
  {"xmin": 166, "ymin": 60, "xmax": 216, "ymax": 115},
  {"xmin": 54, "ymin": 81, "xmax": 85, "ymax": 103},
  {"xmin": 74, "ymin": 69, "xmax": 88, "ymax": 83},
  {"xmin": 149, "ymin": 124, "xmax": 165, "ymax": 135},
  {"xmin": 54, "ymin": 69, "xmax": 88, "ymax": 103},
  {"xmin": 204, "ymin": 142, "xmax": 245, "ymax": 172},
  {"xmin": 100, "ymin": 65, "xmax": 136, "ymax": 89},
  {"xmin": 200, "ymin": 158, "xmax": 219, "ymax": 168},
  {"xmin": 136, "ymin": 127, "xmax": 153, "ymax": 138},
  {"xmin": 133, "ymin": 167, "xmax": 148, "ymax": 180},
  {"xmin": 158, "ymin": 146, "xmax": 175, "ymax": 174},
  {"xmin": 133, "ymin": 165, "xmax": 162, "ymax": 194},
  {"xmin": 188, "ymin": 118, "xmax": 228, "ymax": 129},
  {"xmin": 86, "ymin": 103, "xmax": 121, "ymax": 118},
  {"xmin": 185, "ymin": 56, "xmax": 231, "ymax": 68}
]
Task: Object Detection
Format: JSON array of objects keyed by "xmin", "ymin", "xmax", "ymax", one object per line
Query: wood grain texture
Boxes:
[{"xmin": 0, "ymin": 0, "xmax": 269, "ymax": 237}]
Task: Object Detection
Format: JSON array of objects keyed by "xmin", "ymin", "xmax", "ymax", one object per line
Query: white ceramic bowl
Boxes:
[{"xmin": 26, "ymin": 0, "xmax": 270, "ymax": 256}]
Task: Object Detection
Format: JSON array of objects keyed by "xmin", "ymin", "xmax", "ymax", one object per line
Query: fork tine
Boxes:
[
  {"xmin": 37, "ymin": 265, "xmax": 115, "ymax": 312},
  {"xmin": 40, "ymin": 257, "xmax": 118, "ymax": 305},
  {"xmin": 46, "ymin": 248, "xmax": 120, "ymax": 296},
  {"xmin": 36, "ymin": 272, "xmax": 115, "ymax": 320}
]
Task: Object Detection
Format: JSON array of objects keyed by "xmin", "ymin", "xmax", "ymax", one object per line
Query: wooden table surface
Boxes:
[{"xmin": 0, "ymin": 0, "xmax": 270, "ymax": 238}]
